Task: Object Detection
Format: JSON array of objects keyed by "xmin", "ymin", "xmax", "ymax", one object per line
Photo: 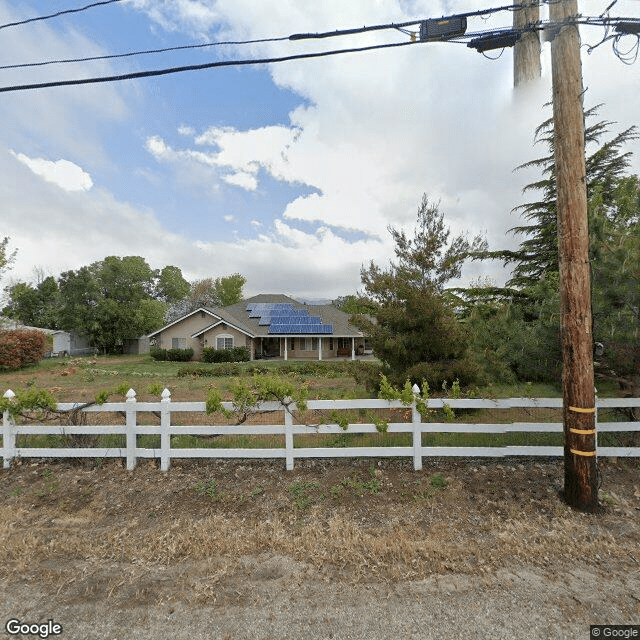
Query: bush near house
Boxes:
[
  {"xmin": 149, "ymin": 347, "xmax": 194, "ymax": 362},
  {"xmin": 0, "ymin": 330, "xmax": 48, "ymax": 370},
  {"xmin": 404, "ymin": 358, "xmax": 479, "ymax": 391},
  {"xmin": 201, "ymin": 346, "xmax": 250, "ymax": 363}
]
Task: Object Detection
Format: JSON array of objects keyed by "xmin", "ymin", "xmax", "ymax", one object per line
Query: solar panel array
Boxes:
[{"xmin": 245, "ymin": 303, "xmax": 333, "ymax": 335}]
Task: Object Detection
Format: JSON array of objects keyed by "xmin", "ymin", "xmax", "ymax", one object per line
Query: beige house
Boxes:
[{"xmin": 148, "ymin": 294, "xmax": 368, "ymax": 361}]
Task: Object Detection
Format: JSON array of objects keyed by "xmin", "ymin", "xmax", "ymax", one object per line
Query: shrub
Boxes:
[
  {"xmin": 202, "ymin": 346, "xmax": 250, "ymax": 363},
  {"xmin": 403, "ymin": 358, "xmax": 478, "ymax": 391},
  {"xmin": 150, "ymin": 347, "xmax": 167, "ymax": 361},
  {"xmin": 177, "ymin": 363, "xmax": 242, "ymax": 377},
  {"xmin": 150, "ymin": 347, "xmax": 193, "ymax": 362},
  {"xmin": 167, "ymin": 348, "xmax": 194, "ymax": 362},
  {"xmin": 348, "ymin": 360, "xmax": 385, "ymax": 394},
  {"xmin": 0, "ymin": 330, "xmax": 48, "ymax": 370}
]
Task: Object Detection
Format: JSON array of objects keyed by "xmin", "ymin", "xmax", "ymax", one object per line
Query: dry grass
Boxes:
[{"xmin": 1, "ymin": 457, "xmax": 638, "ymax": 606}]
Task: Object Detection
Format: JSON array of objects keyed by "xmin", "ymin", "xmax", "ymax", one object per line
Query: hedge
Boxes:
[
  {"xmin": 0, "ymin": 330, "xmax": 48, "ymax": 370},
  {"xmin": 149, "ymin": 347, "xmax": 194, "ymax": 362}
]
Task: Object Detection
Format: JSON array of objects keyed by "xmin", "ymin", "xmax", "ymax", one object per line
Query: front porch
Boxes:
[{"xmin": 253, "ymin": 336, "xmax": 369, "ymax": 361}]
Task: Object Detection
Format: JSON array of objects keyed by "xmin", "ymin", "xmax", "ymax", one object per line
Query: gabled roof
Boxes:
[
  {"xmin": 149, "ymin": 295, "xmax": 364, "ymax": 339},
  {"xmin": 147, "ymin": 307, "xmax": 222, "ymax": 338},
  {"xmin": 224, "ymin": 294, "xmax": 363, "ymax": 338},
  {"xmin": 191, "ymin": 319, "xmax": 254, "ymax": 339}
]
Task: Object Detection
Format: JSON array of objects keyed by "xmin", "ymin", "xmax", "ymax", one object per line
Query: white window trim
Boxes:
[{"xmin": 216, "ymin": 334, "xmax": 234, "ymax": 350}]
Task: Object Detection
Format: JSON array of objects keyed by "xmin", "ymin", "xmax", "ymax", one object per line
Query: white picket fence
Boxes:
[{"xmin": 2, "ymin": 389, "xmax": 639, "ymax": 471}]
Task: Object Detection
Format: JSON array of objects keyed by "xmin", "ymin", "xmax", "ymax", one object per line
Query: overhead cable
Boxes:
[
  {"xmin": 1, "ymin": 11, "xmax": 638, "ymax": 92},
  {"xmin": 0, "ymin": 36, "xmax": 291, "ymax": 71},
  {"xmin": 0, "ymin": 0, "xmax": 123, "ymax": 31},
  {"xmin": 288, "ymin": 3, "xmax": 533, "ymax": 41},
  {"xmin": 0, "ymin": 40, "xmax": 417, "ymax": 94}
]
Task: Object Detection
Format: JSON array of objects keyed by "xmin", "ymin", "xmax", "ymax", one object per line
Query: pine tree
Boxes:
[
  {"xmin": 500, "ymin": 106, "xmax": 637, "ymax": 289},
  {"xmin": 463, "ymin": 106, "xmax": 638, "ymax": 386},
  {"xmin": 357, "ymin": 195, "xmax": 485, "ymax": 387}
]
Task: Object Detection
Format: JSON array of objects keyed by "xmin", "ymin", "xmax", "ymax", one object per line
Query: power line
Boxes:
[
  {"xmin": 0, "ymin": 5, "xmax": 523, "ymax": 71},
  {"xmin": 288, "ymin": 3, "xmax": 535, "ymax": 41},
  {"xmin": 0, "ymin": 36, "xmax": 291, "ymax": 71},
  {"xmin": 1, "ymin": 11, "xmax": 637, "ymax": 92},
  {"xmin": 0, "ymin": 40, "xmax": 417, "ymax": 94},
  {"xmin": 0, "ymin": 0, "xmax": 123, "ymax": 31}
]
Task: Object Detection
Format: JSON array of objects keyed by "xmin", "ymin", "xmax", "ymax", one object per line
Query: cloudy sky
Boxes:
[{"xmin": 1, "ymin": 0, "xmax": 639, "ymax": 300}]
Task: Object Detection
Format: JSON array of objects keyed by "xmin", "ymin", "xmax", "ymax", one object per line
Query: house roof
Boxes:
[
  {"xmin": 150, "ymin": 294, "xmax": 364, "ymax": 339},
  {"xmin": 147, "ymin": 307, "xmax": 221, "ymax": 338},
  {"xmin": 223, "ymin": 294, "xmax": 363, "ymax": 338}
]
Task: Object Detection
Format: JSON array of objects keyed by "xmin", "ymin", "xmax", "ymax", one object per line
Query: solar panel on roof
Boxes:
[{"xmin": 269, "ymin": 323, "xmax": 334, "ymax": 335}]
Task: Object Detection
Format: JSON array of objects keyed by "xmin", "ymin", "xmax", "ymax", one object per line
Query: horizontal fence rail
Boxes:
[{"xmin": 2, "ymin": 389, "xmax": 639, "ymax": 471}]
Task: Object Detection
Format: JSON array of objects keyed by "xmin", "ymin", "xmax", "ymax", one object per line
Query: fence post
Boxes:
[
  {"xmin": 412, "ymin": 384, "xmax": 423, "ymax": 471},
  {"xmin": 284, "ymin": 401, "xmax": 294, "ymax": 471},
  {"xmin": 3, "ymin": 390, "xmax": 16, "ymax": 469},
  {"xmin": 160, "ymin": 388, "xmax": 171, "ymax": 472},
  {"xmin": 125, "ymin": 388, "xmax": 137, "ymax": 471}
]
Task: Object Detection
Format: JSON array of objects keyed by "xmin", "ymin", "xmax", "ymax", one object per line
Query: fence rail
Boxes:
[{"xmin": 2, "ymin": 389, "xmax": 639, "ymax": 471}]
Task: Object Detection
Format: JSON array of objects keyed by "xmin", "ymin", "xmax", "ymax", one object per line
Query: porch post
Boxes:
[
  {"xmin": 351, "ymin": 337, "xmax": 355, "ymax": 361},
  {"xmin": 284, "ymin": 337, "xmax": 288, "ymax": 361},
  {"xmin": 318, "ymin": 337, "xmax": 322, "ymax": 361}
]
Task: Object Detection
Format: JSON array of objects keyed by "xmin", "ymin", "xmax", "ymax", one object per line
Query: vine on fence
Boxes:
[
  {"xmin": 2, "ymin": 371, "xmax": 460, "ymax": 434},
  {"xmin": 0, "ymin": 387, "xmax": 57, "ymax": 419},
  {"xmin": 206, "ymin": 374, "xmax": 309, "ymax": 424}
]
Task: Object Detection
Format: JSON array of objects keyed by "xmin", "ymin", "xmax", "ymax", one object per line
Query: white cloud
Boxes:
[
  {"xmin": 223, "ymin": 214, "xmax": 236, "ymax": 222},
  {"xmin": 131, "ymin": 0, "xmax": 640, "ymax": 294},
  {"xmin": 222, "ymin": 171, "xmax": 258, "ymax": 191},
  {"xmin": 4, "ymin": 0, "xmax": 639, "ymax": 302},
  {"xmin": 10, "ymin": 151, "xmax": 93, "ymax": 192}
]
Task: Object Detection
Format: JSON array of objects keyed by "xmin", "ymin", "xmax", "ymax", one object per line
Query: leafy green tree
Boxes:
[
  {"xmin": 165, "ymin": 273, "xmax": 247, "ymax": 322},
  {"xmin": 213, "ymin": 273, "xmax": 246, "ymax": 307},
  {"xmin": 357, "ymin": 195, "xmax": 484, "ymax": 386},
  {"xmin": 332, "ymin": 294, "xmax": 374, "ymax": 315},
  {"xmin": 58, "ymin": 256, "xmax": 168, "ymax": 352},
  {"xmin": 3, "ymin": 276, "xmax": 61, "ymax": 328},
  {"xmin": 156, "ymin": 265, "xmax": 190, "ymax": 303},
  {"xmin": 589, "ymin": 176, "xmax": 640, "ymax": 397}
]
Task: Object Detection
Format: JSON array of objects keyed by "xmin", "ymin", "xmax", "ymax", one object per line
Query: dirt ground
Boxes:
[{"xmin": 0, "ymin": 456, "xmax": 638, "ymax": 640}]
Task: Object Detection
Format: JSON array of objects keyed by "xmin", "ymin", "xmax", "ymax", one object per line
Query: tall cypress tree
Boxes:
[
  {"xmin": 462, "ymin": 106, "xmax": 638, "ymax": 386},
  {"xmin": 502, "ymin": 106, "xmax": 637, "ymax": 289}
]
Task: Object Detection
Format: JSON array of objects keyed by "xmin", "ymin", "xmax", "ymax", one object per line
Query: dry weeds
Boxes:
[{"xmin": 1, "ymin": 457, "xmax": 639, "ymax": 609}]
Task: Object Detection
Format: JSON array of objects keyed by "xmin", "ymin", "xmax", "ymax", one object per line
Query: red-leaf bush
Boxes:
[{"xmin": 0, "ymin": 330, "xmax": 48, "ymax": 370}]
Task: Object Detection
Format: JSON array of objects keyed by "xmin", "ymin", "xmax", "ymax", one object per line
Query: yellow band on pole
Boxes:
[
  {"xmin": 569, "ymin": 428, "xmax": 597, "ymax": 435},
  {"xmin": 568, "ymin": 406, "xmax": 596, "ymax": 414},
  {"xmin": 570, "ymin": 448, "xmax": 597, "ymax": 457}
]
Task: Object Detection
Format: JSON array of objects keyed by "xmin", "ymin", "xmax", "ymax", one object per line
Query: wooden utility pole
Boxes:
[
  {"xmin": 549, "ymin": 0, "xmax": 598, "ymax": 511},
  {"xmin": 513, "ymin": 0, "xmax": 541, "ymax": 87}
]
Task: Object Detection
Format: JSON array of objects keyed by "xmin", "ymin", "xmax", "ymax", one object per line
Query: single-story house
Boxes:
[{"xmin": 147, "ymin": 294, "xmax": 370, "ymax": 361}]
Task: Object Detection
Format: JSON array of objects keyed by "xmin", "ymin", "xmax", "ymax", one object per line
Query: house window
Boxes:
[
  {"xmin": 216, "ymin": 335, "xmax": 234, "ymax": 350},
  {"xmin": 329, "ymin": 338, "xmax": 334, "ymax": 350},
  {"xmin": 172, "ymin": 337, "xmax": 186, "ymax": 349},
  {"xmin": 303, "ymin": 338, "xmax": 319, "ymax": 351},
  {"xmin": 337, "ymin": 337, "xmax": 350, "ymax": 350},
  {"xmin": 289, "ymin": 338, "xmax": 295, "ymax": 350}
]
